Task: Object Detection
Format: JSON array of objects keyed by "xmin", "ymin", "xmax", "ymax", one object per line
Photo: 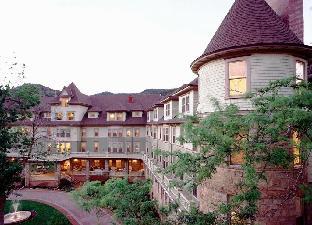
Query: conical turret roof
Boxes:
[{"xmin": 191, "ymin": 0, "xmax": 312, "ymax": 73}]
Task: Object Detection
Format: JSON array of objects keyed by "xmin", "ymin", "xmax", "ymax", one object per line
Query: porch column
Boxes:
[
  {"xmin": 104, "ymin": 159, "xmax": 109, "ymax": 171},
  {"xmin": 56, "ymin": 162, "xmax": 61, "ymax": 184},
  {"xmin": 86, "ymin": 159, "xmax": 90, "ymax": 181},
  {"xmin": 25, "ymin": 162, "xmax": 30, "ymax": 187},
  {"xmin": 125, "ymin": 160, "xmax": 129, "ymax": 176}
]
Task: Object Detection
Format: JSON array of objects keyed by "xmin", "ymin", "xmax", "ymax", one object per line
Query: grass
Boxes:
[{"xmin": 5, "ymin": 200, "xmax": 72, "ymax": 225}]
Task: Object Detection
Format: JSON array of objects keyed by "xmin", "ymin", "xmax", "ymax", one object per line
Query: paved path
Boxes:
[{"xmin": 9, "ymin": 189, "xmax": 113, "ymax": 225}]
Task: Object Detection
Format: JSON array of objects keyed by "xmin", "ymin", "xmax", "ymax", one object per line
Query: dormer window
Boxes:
[
  {"xmin": 67, "ymin": 112, "xmax": 75, "ymax": 121},
  {"xmin": 132, "ymin": 111, "xmax": 142, "ymax": 117},
  {"xmin": 88, "ymin": 112, "xmax": 99, "ymax": 118},
  {"xmin": 55, "ymin": 112, "xmax": 63, "ymax": 120},
  {"xmin": 107, "ymin": 112, "xmax": 124, "ymax": 121},
  {"xmin": 296, "ymin": 60, "xmax": 305, "ymax": 84},
  {"xmin": 60, "ymin": 97, "xmax": 70, "ymax": 107},
  {"xmin": 227, "ymin": 60, "xmax": 247, "ymax": 97}
]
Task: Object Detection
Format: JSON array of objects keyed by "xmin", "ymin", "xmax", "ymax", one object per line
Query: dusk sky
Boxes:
[{"xmin": 0, "ymin": 0, "xmax": 311, "ymax": 94}]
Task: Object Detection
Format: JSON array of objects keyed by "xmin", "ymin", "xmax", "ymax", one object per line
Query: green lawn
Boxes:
[{"xmin": 5, "ymin": 200, "xmax": 72, "ymax": 225}]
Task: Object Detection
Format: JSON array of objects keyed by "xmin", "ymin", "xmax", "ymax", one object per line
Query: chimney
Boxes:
[
  {"xmin": 128, "ymin": 95, "xmax": 134, "ymax": 103},
  {"xmin": 265, "ymin": 0, "xmax": 304, "ymax": 42}
]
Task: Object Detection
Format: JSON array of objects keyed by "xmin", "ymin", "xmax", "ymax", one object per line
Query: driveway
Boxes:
[{"xmin": 9, "ymin": 188, "xmax": 113, "ymax": 225}]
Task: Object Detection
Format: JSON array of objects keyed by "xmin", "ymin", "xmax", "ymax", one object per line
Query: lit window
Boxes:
[
  {"xmin": 94, "ymin": 128, "xmax": 99, "ymax": 137},
  {"xmin": 81, "ymin": 142, "xmax": 87, "ymax": 152},
  {"xmin": 116, "ymin": 113, "xmax": 123, "ymax": 121},
  {"xmin": 228, "ymin": 60, "xmax": 247, "ymax": 96},
  {"xmin": 126, "ymin": 129, "xmax": 132, "ymax": 137},
  {"xmin": 57, "ymin": 142, "xmax": 71, "ymax": 153},
  {"xmin": 109, "ymin": 113, "xmax": 116, "ymax": 120},
  {"xmin": 60, "ymin": 97, "xmax": 69, "ymax": 107},
  {"xmin": 165, "ymin": 103, "xmax": 170, "ymax": 117},
  {"xmin": 94, "ymin": 142, "xmax": 99, "ymax": 152},
  {"xmin": 55, "ymin": 112, "xmax": 63, "ymax": 120},
  {"xmin": 107, "ymin": 112, "xmax": 124, "ymax": 121},
  {"xmin": 67, "ymin": 112, "xmax": 75, "ymax": 120},
  {"xmin": 296, "ymin": 60, "xmax": 305, "ymax": 84},
  {"xmin": 292, "ymin": 132, "xmax": 301, "ymax": 165}
]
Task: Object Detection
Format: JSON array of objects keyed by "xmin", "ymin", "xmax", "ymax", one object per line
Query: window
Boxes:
[
  {"xmin": 163, "ymin": 127, "xmax": 169, "ymax": 142},
  {"xmin": 94, "ymin": 141, "xmax": 99, "ymax": 152},
  {"xmin": 134, "ymin": 128, "xmax": 140, "ymax": 137},
  {"xmin": 172, "ymin": 127, "xmax": 176, "ymax": 144},
  {"xmin": 153, "ymin": 109, "xmax": 158, "ymax": 120},
  {"xmin": 165, "ymin": 103, "xmax": 170, "ymax": 117},
  {"xmin": 55, "ymin": 112, "xmax": 63, "ymax": 120},
  {"xmin": 60, "ymin": 97, "xmax": 69, "ymax": 107},
  {"xmin": 43, "ymin": 112, "xmax": 51, "ymax": 119},
  {"xmin": 153, "ymin": 128, "xmax": 157, "ymax": 139},
  {"xmin": 126, "ymin": 143, "xmax": 132, "ymax": 153},
  {"xmin": 159, "ymin": 127, "xmax": 162, "ymax": 139},
  {"xmin": 67, "ymin": 112, "xmax": 75, "ymax": 120},
  {"xmin": 108, "ymin": 143, "xmax": 123, "ymax": 153},
  {"xmin": 108, "ymin": 129, "xmax": 123, "ymax": 137},
  {"xmin": 228, "ymin": 60, "xmax": 247, "ymax": 97},
  {"xmin": 88, "ymin": 112, "xmax": 98, "ymax": 118},
  {"xmin": 56, "ymin": 128, "xmax": 70, "ymax": 138},
  {"xmin": 134, "ymin": 143, "xmax": 140, "ymax": 152},
  {"xmin": 57, "ymin": 142, "xmax": 71, "ymax": 153},
  {"xmin": 81, "ymin": 128, "xmax": 86, "ymax": 137},
  {"xmin": 181, "ymin": 95, "xmax": 190, "ymax": 113},
  {"xmin": 296, "ymin": 60, "xmax": 305, "ymax": 84},
  {"xmin": 80, "ymin": 142, "xmax": 87, "ymax": 152},
  {"xmin": 126, "ymin": 129, "xmax": 132, "ymax": 137},
  {"xmin": 107, "ymin": 112, "xmax": 124, "ymax": 121},
  {"xmin": 292, "ymin": 131, "xmax": 301, "ymax": 165},
  {"xmin": 116, "ymin": 113, "xmax": 123, "ymax": 121},
  {"xmin": 147, "ymin": 112, "xmax": 150, "ymax": 121},
  {"xmin": 132, "ymin": 111, "xmax": 142, "ymax": 117},
  {"xmin": 47, "ymin": 127, "xmax": 52, "ymax": 137},
  {"xmin": 94, "ymin": 128, "xmax": 99, "ymax": 137}
]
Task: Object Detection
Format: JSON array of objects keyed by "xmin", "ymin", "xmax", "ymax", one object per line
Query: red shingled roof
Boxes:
[{"xmin": 191, "ymin": 0, "xmax": 312, "ymax": 73}]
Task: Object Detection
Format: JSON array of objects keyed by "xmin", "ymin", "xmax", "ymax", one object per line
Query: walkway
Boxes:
[{"xmin": 9, "ymin": 188, "xmax": 113, "ymax": 225}]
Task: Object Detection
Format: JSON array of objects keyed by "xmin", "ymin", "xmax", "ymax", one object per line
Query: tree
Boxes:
[
  {"xmin": 0, "ymin": 58, "xmax": 40, "ymax": 225},
  {"xmin": 72, "ymin": 179, "xmax": 164, "ymax": 225},
  {"xmin": 159, "ymin": 78, "xmax": 312, "ymax": 224}
]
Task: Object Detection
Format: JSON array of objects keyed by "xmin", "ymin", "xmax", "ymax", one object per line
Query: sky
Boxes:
[{"xmin": 0, "ymin": 0, "xmax": 311, "ymax": 95}]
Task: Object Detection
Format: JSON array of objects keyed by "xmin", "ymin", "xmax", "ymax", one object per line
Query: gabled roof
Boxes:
[{"xmin": 191, "ymin": 0, "xmax": 312, "ymax": 73}]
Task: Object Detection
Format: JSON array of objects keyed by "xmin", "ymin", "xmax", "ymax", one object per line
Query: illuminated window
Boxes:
[
  {"xmin": 228, "ymin": 60, "xmax": 247, "ymax": 97},
  {"xmin": 60, "ymin": 97, "xmax": 69, "ymax": 107},
  {"xmin": 57, "ymin": 142, "xmax": 71, "ymax": 153},
  {"xmin": 94, "ymin": 141, "xmax": 99, "ymax": 152},
  {"xmin": 165, "ymin": 103, "xmax": 170, "ymax": 117},
  {"xmin": 55, "ymin": 112, "xmax": 63, "ymax": 120},
  {"xmin": 292, "ymin": 132, "xmax": 301, "ymax": 165},
  {"xmin": 107, "ymin": 112, "xmax": 124, "ymax": 121},
  {"xmin": 126, "ymin": 129, "xmax": 132, "ymax": 137},
  {"xmin": 67, "ymin": 112, "xmax": 75, "ymax": 120},
  {"xmin": 296, "ymin": 60, "xmax": 305, "ymax": 84},
  {"xmin": 181, "ymin": 95, "xmax": 190, "ymax": 113},
  {"xmin": 80, "ymin": 142, "xmax": 87, "ymax": 152},
  {"xmin": 94, "ymin": 128, "xmax": 99, "ymax": 137}
]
